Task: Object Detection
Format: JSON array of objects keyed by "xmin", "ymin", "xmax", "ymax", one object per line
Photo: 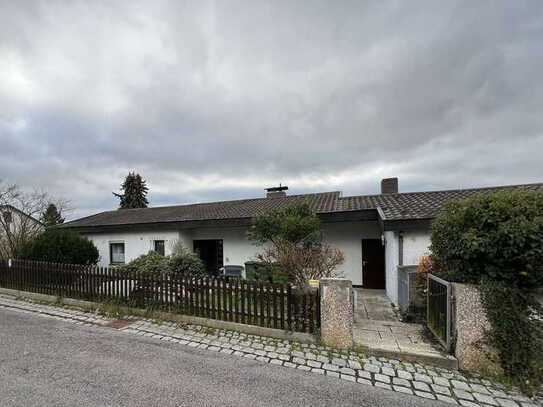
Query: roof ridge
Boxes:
[
  {"xmin": 340, "ymin": 182, "xmax": 543, "ymax": 200},
  {"xmin": 62, "ymin": 190, "xmax": 342, "ymax": 222},
  {"xmin": 121, "ymin": 190, "xmax": 340, "ymax": 211}
]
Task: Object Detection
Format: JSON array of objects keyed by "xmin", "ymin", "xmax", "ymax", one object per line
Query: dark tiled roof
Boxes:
[
  {"xmin": 62, "ymin": 192, "xmax": 342, "ymax": 228},
  {"xmin": 338, "ymin": 183, "xmax": 543, "ymax": 220},
  {"xmin": 62, "ymin": 183, "xmax": 543, "ymax": 229}
]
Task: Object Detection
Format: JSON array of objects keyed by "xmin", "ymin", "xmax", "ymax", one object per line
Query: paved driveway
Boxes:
[{"xmin": 0, "ymin": 307, "xmax": 447, "ymax": 407}]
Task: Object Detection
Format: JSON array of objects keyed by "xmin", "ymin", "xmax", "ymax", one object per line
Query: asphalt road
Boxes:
[{"xmin": 0, "ymin": 307, "xmax": 448, "ymax": 407}]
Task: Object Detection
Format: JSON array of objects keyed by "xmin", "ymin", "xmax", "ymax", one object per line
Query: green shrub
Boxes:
[
  {"xmin": 431, "ymin": 191, "xmax": 543, "ymax": 288},
  {"xmin": 169, "ymin": 244, "xmax": 206, "ymax": 277},
  {"xmin": 245, "ymin": 261, "xmax": 289, "ymax": 284},
  {"xmin": 480, "ymin": 280, "xmax": 543, "ymax": 394},
  {"xmin": 19, "ymin": 229, "xmax": 99, "ymax": 265},
  {"xmin": 430, "ymin": 191, "xmax": 543, "ymax": 394},
  {"xmin": 118, "ymin": 251, "xmax": 171, "ymax": 275},
  {"xmin": 249, "ymin": 203, "xmax": 321, "ymax": 245},
  {"xmin": 249, "ymin": 204, "xmax": 344, "ymax": 286},
  {"xmin": 119, "ymin": 243, "xmax": 206, "ymax": 277}
]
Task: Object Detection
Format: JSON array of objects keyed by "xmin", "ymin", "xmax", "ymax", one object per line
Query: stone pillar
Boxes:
[
  {"xmin": 320, "ymin": 278, "xmax": 353, "ymax": 349},
  {"xmin": 454, "ymin": 283, "xmax": 502, "ymax": 375}
]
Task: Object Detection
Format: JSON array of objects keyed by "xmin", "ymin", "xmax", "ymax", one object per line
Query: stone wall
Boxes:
[
  {"xmin": 453, "ymin": 283, "xmax": 502, "ymax": 375},
  {"xmin": 320, "ymin": 278, "xmax": 353, "ymax": 349}
]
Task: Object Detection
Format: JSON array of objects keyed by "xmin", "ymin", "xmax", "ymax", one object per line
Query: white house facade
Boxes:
[
  {"xmin": 1, "ymin": 205, "xmax": 44, "ymax": 259},
  {"xmin": 62, "ymin": 179, "xmax": 543, "ymax": 306}
]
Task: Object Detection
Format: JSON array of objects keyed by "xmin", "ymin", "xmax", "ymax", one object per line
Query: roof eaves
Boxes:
[{"xmin": 1, "ymin": 204, "xmax": 44, "ymax": 226}]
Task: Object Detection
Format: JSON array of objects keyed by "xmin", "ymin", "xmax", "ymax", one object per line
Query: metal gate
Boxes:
[{"xmin": 427, "ymin": 274, "xmax": 454, "ymax": 352}]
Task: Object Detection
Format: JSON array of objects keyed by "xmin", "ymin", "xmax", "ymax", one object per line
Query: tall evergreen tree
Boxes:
[
  {"xmin": 41, "ymin": 203, "xmax": 65, "ymax": 226},
  {"xmin": 113, "ymin": 172, "xmax": 149, "ymax": 209}
]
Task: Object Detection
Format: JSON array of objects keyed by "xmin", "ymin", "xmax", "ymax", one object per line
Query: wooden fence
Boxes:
[{"xmin": 0, "ymin": 259, "xmax": 320, "ymax": 334}]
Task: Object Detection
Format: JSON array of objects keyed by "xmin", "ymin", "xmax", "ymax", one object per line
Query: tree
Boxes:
[
  {"xmin": 0, "ymin": 181, "xmax": 46, "ymax": 259},
  {"xmin": 113, "ymin": 172, "xmax": 149, "ymax": 209},
  {"xmin": 41, "ymin": 203, "xmax": 64, "ymax": 226},
  {"xmin": 249, "ymin": 204, "xmax": 344, "ymax": 285},
  {"xmin": 249, "ymin": 204, "xmax": 321, "ymax": 245},
  {"xmin": 257, "ymin": 240, "xmax": 344, "ymax": 287},
  {"xmin": 19, "ymin": 229, "xmax": 99, "ymax": 265}
]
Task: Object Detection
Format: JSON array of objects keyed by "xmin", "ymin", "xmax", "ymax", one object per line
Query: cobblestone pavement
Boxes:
[{"xmin": 1, "ymin": 294, "xmax": 541, "ymax": 407}]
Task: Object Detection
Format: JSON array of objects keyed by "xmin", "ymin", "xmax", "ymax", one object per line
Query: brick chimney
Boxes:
[
  {"xmin": 381, "ymin": 178, "xmax": 399, "ymax": 194},
  {"xmin": 265, "ymin": 185, "xmax": 288, "ymax": 198}
]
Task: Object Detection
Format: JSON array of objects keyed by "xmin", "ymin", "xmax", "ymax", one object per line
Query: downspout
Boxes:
[{"xmin": 398, "ymin": 231, "xmax": 404, "ymax": 266}]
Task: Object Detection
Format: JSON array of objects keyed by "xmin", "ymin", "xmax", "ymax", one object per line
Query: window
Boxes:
[
  {"xmin": 154, "ymin": 240, "xmax": 165, "ymax": 256},
  {"xmin": 110, "ymin": 242, "xmax": 125, "ymax": 264}
]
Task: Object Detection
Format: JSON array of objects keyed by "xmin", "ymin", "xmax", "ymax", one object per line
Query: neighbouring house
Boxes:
[
  {"xmin": 0, "ymin": 205, "xmax": 44, "ymax": 259},
  {"xmin": 60, "ymin": 179, "xmax": 543, "ymax": 305}
]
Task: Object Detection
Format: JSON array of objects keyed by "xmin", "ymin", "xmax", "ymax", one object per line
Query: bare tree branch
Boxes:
[{"xmin": 0, "ymin": 180, "xmax": 67, "ymax": 259}]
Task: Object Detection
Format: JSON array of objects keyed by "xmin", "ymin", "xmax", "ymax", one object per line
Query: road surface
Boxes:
[{"xmin": 0, "ymin": 307, "xmax": 447, "ymax": 406}]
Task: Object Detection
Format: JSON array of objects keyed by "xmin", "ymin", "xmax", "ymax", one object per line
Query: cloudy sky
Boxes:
[{"xmin": 1, "ymin": 1, "xmax": 542, "ymax": 219}]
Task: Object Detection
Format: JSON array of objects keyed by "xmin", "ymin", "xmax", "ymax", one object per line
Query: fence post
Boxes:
[{"xmin": 319, "ymin": 278, "xmax": 353, "ymax": 349}]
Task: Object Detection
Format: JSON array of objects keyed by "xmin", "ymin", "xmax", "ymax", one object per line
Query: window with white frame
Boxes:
[{"xmin": 109, "ymin": 242, "xmax": 125, "ymax": 264}]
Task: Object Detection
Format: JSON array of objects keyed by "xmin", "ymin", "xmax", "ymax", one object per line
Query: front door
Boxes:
[
  {"xmin": 193, "ymin": 239, "xmax": 224, "ymax": 275},
  {"xmin": 362, "ymin": 239, "xmax": 386, "ymax": 289}
]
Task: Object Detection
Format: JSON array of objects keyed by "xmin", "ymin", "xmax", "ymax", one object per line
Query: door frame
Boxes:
[
  {"xmin": 361, "ymin": 238, "xmax": 386, "ymax": 289},
  {"xmin": 193, "ymin": 239, "xmax": 224, "ymax": 275}
]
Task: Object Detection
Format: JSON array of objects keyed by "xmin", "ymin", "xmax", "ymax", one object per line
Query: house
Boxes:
[
  {"xmin": 60, "ymin": 179, "xmax": 543, "ymax": 305},
  {"xmin": 0, "ymin": 205, "xmax": 44, "ymax": 259}
]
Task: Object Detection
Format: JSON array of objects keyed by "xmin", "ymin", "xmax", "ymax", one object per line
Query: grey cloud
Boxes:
[{"xmin": 0, "ymin": 0, "xmax": 542, "ymax": 219}]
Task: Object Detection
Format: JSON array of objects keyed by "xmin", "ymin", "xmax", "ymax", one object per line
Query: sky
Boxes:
[{"xmin": 1, "ymin": 1, "xmax": 542, "ymax": 219}]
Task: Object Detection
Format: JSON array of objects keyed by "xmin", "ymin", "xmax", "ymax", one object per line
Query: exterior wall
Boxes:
[
  {"xmin": 384, "ymin": 231, "xmax": 399, "ymax": 304},
  {"xmin": 402, "ymin": 230, "xmax": 431, "ymax": 265},
  {"xmin": 190, "ymin": 226, "xmax": 257, "ymax": 272},
  {"xmin": 322, "ymin": 221, "xmax": 381, "ymax": 286},
  {"xmin": 384, "ymin": 230, "xmax": 431, "ymax": 305},
  {"xmin": 84, "ymin": 230, "xmax": 181, "ymax": 267},
  {"xmin": 1, "ymin": 207, "xmax": 43, "ymax": 258},
  {"xmin": 82, "ymin": 221, "xmax": 382, "ymax": 286}
]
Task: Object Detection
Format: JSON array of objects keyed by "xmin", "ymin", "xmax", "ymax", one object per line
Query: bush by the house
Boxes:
[
  {"xmin": 430, "ymin": 191, "xmax": 543, "ymax": 394},
  {"xmin": 480, "ymin": 280, "xmax": 543, "ymax": 394},
  {"xmin": 119, "ymin": 251, "xmax": 171, "ymax": 275},
  {"xmin": 119, "ymin": 242, "xmax": 206, "ymax": 277},
  {"xmin": 169, "ymin": 242, "xmax": 206, "ymax": 277},
  {"xmin": 249, "ymin": 204, "xmax": 321, "ymax": 246},
  {"xmin": 431, "ymin": 191, "xmax": 543, "ymax": 288},
  {"xmin": 245, "ymin": 261, "xmax": 289, "ymax": 284},
  {"xmin": 18, "ymin": 229, "xmax": 99, "ymax": 265},
  {"xmin": 249, "ymin": 204, "xmax": 344, "ymax": 286}
]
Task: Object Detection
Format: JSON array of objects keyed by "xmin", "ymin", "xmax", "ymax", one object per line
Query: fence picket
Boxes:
[{"xmin": 0, "ymin": 259, "xmax": 320, "ymax": 333}]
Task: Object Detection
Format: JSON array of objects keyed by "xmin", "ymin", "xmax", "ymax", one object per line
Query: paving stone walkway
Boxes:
[
  {"xmin": 353, "ymin": 289, "xmax": 454, "ymax": 367},
  {"xmin": 354, "ymin": 289, "xmax": 399, "ymax": 321},
  {"xmin": 0, "ymin": 294, "xmax": 541, "ymax": 407}
]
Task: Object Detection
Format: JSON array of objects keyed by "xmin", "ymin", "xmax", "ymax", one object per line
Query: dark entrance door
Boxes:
[
  {"xmin": 193, "ymin": 240, "xmax": 223, "ymax": 275},
  {"xmin": 362, "ymin": 239, "xmax": 386, "ymax": 289}
]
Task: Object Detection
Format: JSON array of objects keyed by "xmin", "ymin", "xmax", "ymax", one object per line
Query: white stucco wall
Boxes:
[
  {"xmin": 385, "ymin": 230, "xmax": 399, "ymax": 304},
  {"xmin": 189, "ymin": 226, "xmax": 259, "ymax": 268},
  {"xmin": 82, "ymin": 221, "xmax": 382, "ymax": 285},
  {"xmin": 402, "ymin": 230, "xmax": 431, "ymax": 265},
  {"xmin": 84, "ymin": 230, "xmax": 181, "ymax": 267},
  {"xmin": 383, "ymin": 229, "xmax": 431, "ymax": 305},
  {"xmin": 322, "ymin": 221, "xmax": 381, "ymax": 286}
]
